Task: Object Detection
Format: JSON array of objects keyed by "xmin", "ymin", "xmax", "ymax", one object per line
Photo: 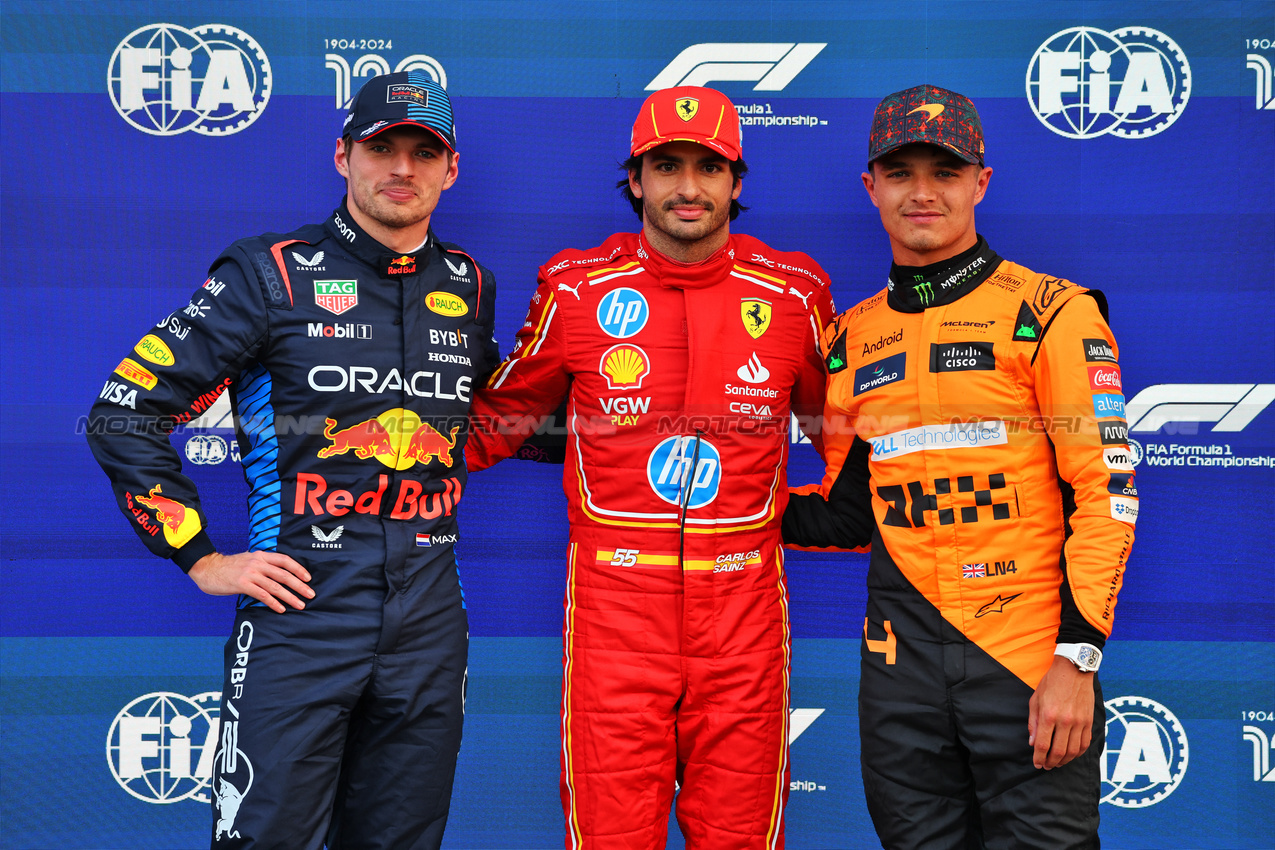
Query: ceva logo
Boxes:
[
  {"xmin": 647, "ymin": 43, "xmax": 826, "ymax": 91},
  {"xmin": 1026, "ymin": 26, "xmax": 1190, "ymax": 139},
  {"xmin": 108, "ymin": 23, "xmax": 271, "ymax": 136}
]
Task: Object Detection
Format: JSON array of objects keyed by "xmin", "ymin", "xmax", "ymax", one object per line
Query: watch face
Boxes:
[{"xmin": 1077, "ymin": 646, "xmax": 1099, "ymax": 670}]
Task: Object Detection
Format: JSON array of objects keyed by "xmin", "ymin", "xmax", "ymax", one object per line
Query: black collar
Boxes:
[
  {"xmin": 324, "ymin": 198, "xmax": 435, "ymax": 277},
  {"xmin": 887, "ymin": 236, "xmax": 1001, "ymax": 312}
]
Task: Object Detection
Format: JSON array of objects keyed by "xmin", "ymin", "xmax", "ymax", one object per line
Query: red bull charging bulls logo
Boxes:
[
  {"xmin": 317, "ymin": 409, "xmax": 458, "ymax": 469},
  {"xmin": 132, "ymin": 484, "xmax": 202, "ymax": 547}
]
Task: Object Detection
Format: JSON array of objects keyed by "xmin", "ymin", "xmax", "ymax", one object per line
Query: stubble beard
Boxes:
[
  {"xmin": 645, "ymin": 196, "xmax": 729, "ymax": 247},
  {"xmin": 353, "ymin": 182, "xmax": 431, "ymax": 231}
]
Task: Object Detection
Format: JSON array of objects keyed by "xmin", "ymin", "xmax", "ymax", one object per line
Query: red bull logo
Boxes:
[
  {"xmin": 132, "ymin": 484, "xmax": 202, "ymax": 547},
  {"xmin": 317, "ymin": 409, "xmax": 458, "ymax": 469},
  {"xmin": 294, "ymin": 473, "xmax": 462, "ymax": 520},
  {"xmin": 388, "ymin": 255, "xmax": 417, "ymax": 275},
  {"xmin": 317, "ymin": 418, "xmax": 395, "ymax": 460}
]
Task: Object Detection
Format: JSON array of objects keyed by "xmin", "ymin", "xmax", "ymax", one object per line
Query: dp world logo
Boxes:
[
  {"xmin": 1026, "ymin": 26, "xmax": 1190, "ymax": 139},
  {"xmin": 106, "ymin": 691, "xmax": 221, "ymax": 803},
  {"xmin": 108, "ymin": 23, "xmax": 272, "ymax": 136},
  {"xmin": 1101, "ymin": 695, "xmax": 1189, "ymax": 808}
]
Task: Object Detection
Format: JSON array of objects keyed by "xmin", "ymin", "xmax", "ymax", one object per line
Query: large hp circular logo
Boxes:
[
  {"xmin": 106, "ymin": 691, "xmax": 221, "ymax": 803},
  {"xmin": 1101, "ymin": 695, "xmax": 1189, "ymax": 808},
  {"xmin": 647, "ymin": 435, "xmax": 722, "ymax": 509},
  {"xmin": 1026, "ymin": 26, "xmax": 1190, "ymax": 139},
  {"xmin": 108, "ymin": 23, "xmax": 272, "ymax": 136}
]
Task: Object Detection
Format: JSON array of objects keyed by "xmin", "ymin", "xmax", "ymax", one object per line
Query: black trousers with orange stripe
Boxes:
[{"xmin": 859, "ymin": 567, "xmax": 1102, "ymax": 849}]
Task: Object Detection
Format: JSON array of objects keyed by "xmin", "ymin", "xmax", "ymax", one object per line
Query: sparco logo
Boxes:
[
  {"xmin": 1026, "ymin": 27, "xmax": 1190, "ymax": 139},
  {"xmin": 107, "ymin": 691, "xmax": 222, "ymax": 803},
  {"xmin": 1101, "ymin": 695, "xmax": 1188, "ymax": 807},
  {"xmin": 647, "ymin": 43, "xmax": 826, "ymax": 91},
  {"xmin": 108, "ymin": 23, "xmax": 271, "ymax": 136}
]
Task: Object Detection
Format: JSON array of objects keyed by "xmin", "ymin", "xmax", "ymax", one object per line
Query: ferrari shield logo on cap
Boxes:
[
  {"xmin": 675, "ymin": 97, "xmax": 699, "ymax": 121},
  {"xmin": 740, "ymin": 299, "xmax": 771, "ymax": 339}
]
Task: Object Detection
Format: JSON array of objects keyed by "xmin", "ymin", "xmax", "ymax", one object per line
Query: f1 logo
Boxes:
[
  {"xmin": 646, "ymin": 43, "xmax": 827, "ymax": 91},
  {"xmin": 1125, "ymin": 384, "xmax": 1275, "ymax": 433}
]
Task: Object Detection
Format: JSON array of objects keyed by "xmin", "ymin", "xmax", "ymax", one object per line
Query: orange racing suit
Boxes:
[
  {"xmin": 783, "ymin": 236, "xmax": 1136, "ymax": 847},
  {"xmin": 467, "ymin": 231, "xmax": 833, "ymax": 849}
]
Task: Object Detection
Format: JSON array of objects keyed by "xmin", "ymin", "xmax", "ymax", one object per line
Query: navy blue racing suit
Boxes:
[{"xmin": 87, "ymin": 201, "xmax": 498, "ymax": 848}]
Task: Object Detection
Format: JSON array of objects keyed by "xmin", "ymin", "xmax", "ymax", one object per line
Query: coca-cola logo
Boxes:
[{"xmin": 1089, "ymin": 365, "xmax": 1123, "ymax": 392}]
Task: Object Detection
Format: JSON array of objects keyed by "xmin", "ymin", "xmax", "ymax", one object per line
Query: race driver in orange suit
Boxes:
[
  {"xmin": 783, "ymin": 85, "xmax": 1137, "ymax": 848},
  {"xmin": 466, "ymin": 86, "xmax": 834, "ymax": 848}
]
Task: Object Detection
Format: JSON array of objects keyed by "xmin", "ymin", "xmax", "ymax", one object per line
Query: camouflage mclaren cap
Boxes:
[{"xmin": 867, "ymin": 84, "xmax": 985, "ymax": 165}]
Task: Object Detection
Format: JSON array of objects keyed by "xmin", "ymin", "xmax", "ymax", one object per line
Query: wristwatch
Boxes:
[{"xmin": 1054, "ymin": 642, "xmax": 1102, "ymax": 673}]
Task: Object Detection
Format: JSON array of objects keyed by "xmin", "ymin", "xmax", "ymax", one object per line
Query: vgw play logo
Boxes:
[
  {"xmin": 108, "ymin": 23, "xmax": 271, "ymax": 136},
  {"xmin": 1026, "ymin": 26, "xmax": 1190, "ymax": 139}
]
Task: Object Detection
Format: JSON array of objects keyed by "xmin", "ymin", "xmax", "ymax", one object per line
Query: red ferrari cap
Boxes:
[{"xmin": 630, "ymin": 86, "xmax": 742, "ymax": 161}]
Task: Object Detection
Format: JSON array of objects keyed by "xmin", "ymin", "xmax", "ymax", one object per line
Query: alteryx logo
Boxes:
[
  {"xmin": 647, "ymin": 43, "xmax": 826, "ymax": 90},
  {"xmin": 854, "ymin": 352, "xmax": 906, "ymax": 396}
]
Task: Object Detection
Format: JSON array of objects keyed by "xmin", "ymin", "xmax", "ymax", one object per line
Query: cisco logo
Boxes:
[
  {"xmin": 108, "ymin": 23, "xmax": 272, "ymax": 136},
  {"xmin": 1101, "ymin": 695, "xmax": 1189, "ymax": 808},
  {"xmin": 1026, "ymin": 26, "xmax": 1190, "ymax": 139}
]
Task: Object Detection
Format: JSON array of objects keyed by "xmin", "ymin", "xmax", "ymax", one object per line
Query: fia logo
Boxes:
[
  {"xmin": 647, "ymin": 43, "xmax": 826, "ymax": 91},
  {"xmin": 326, "ymin": 52, "xmax": 446, "ymax": 108},
  {"xmin": 106, "ymin": 691, "xmax": 222, "ymax": 803},
  {"xmin": 1026, "ymin": 27, "xmax": 1190, "ymax": 139},
  {"xmin": 108, "ymin": 23, "xmax": 271, "ymax": 136},
  {"xmin": 185, "ymin": 434, "xmax": 229, "ymax": 465},
  {"xmin": 1101, "ymin": 695, "xmax": 1189, "ymax": 807}
]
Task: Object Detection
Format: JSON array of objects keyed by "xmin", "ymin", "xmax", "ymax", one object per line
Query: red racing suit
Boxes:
[{"xmin": 466, "ymin": 231, "xmax": 833, "ymax": 849}]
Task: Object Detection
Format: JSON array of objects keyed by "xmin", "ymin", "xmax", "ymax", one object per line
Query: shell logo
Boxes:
[
  {"xmin": 599, "ymin": 343, "xmax": 650, "ymax": 390},
  {"xmin": 425, "ymin": 291, "xmax": 468, "ymax": 317}
]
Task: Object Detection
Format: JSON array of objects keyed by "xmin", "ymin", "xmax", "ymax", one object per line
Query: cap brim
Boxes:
[
  {"xmin": 351, "ymin": 120, "xmax": 455, "ymax": 153},
  {"xmin": 870, "ymin": 140, "xmax": 981, "ymax": 166},
  {"xmin": 631, "ymin": 135, "xmax": 739, "ymax": 161}
]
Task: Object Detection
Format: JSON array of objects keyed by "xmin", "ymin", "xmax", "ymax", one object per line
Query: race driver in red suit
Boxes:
[{"xmin": 466, "ymin": 86, "xmax": 834, "ymax": 848}]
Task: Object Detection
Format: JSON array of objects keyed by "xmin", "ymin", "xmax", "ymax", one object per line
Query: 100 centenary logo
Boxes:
[{"xmin": 107, "ymin": 23, "xmax": 272, "ymax": 136}]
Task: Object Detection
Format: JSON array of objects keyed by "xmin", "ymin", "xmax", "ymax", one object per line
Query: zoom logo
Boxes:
[
  {"xmin": 108, "ymin": 23, "xmax": 272, "ymax": 136},
  {"xmin": 1026, "ymin": 26, "xmax": 1189, "ymax": 139}
]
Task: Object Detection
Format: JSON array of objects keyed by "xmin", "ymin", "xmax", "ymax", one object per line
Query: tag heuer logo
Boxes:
[
  {"xmin": 314, "ymin": 280, "xmax": 357, "ymax": 315},
  {"xmin": 676, "ymin": 97, "xmax": 699, "ymax": 121}
]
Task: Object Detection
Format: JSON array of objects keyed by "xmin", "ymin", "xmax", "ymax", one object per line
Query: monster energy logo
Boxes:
[{"xmin": 913, "ymin": 281, "xmax": 935, "ymax": 305}]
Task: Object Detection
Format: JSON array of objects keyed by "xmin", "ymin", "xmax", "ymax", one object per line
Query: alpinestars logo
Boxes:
[{"xmin": 647, "ymin": 43, "xmax": 826, "ymax": 90}]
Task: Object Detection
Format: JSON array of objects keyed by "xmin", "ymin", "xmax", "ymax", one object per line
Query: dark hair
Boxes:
[{"xmin": 617, "ymin": 154, "xmax": 749, "ymax": 222}]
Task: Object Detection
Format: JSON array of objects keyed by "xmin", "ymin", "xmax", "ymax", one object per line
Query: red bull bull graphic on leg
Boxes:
[
  {"xmin": 317, "ymin": 409, "xmax": 458, "ymax": 469},
  {"xmin": 133, "ymin": 484, "xmax": 202, "ymax": 547}
]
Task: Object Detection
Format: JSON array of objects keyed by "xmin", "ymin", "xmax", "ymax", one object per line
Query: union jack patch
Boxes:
[{"xmin": 962, "ymin": 563, "xmax": 987, "ymax": 579}]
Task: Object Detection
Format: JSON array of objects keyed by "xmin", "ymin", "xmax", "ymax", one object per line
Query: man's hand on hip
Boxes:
[
  {"xmin": 188, "ymin": 551, "xmax": 315, "ymax": 614},
  {"xmin": 1027, "ymin": 655, "xmax": 1096, "ymax": 770}
]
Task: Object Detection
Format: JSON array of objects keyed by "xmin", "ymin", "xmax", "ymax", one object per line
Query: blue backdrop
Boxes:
[{"xmin": 2, "ymin": 2, "xmax": 1272, "ymax": 847}]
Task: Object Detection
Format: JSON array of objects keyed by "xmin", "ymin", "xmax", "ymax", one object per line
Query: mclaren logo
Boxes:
[
  {"xmin": 908, "ymin": 103, "xmax": 945, "ymax": 121},
  {"xmin": 647, "ymin": 42, "xmax": 827, "ymax": 91},
  {"xmin": 676, "ymin": 97, "xmax": 699, "ymax": 121}
]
